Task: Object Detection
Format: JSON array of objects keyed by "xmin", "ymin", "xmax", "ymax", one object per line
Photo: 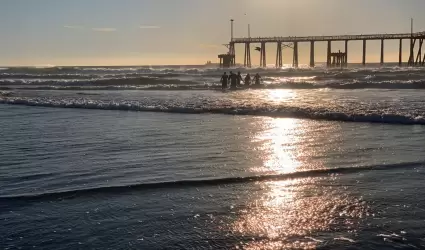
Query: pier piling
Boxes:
[
  {"xmin": 244, "ymin": 42, "xmax": 251, "ymax": 68},
  {"xmin": 409, "ymin": 39, "xmax": 415, "ymax": 66},
  {"xmin": 380, "ymin": 39, "xmax": 384, "ymax": 65},
  {"xmin": 327, "ymin": 41, "xmax": 332, "ymax": 67},
  {"xmin": 260, "ymin": 42, "xmax": 266, "ymax": 67},
  {"xmin": 345, "ymin": 40, "xmax": 348, "ymax": 67},
  {"xmin": 399, "ymin": 39, "xmax": 403, "ymax": 66},
  {"xmin": 229, "ymin": 42, "xmax": 235, "ymax": 67},
  {"xmin": 276, "ymin": 42, "xmax": 282, "ymax": 68},
  {"xmin": 416, "ymin": 39, "xmax": 423, "ymax": 64},
  {"xmin": 310, "ymin": 41, "xmax": 315, "ymax": 67},
  {"xmin": 293, "ymin": 41, "xmax": 299, "ymax": 68}
]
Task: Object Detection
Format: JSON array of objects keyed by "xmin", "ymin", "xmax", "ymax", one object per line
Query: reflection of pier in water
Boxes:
[{"xmin": 219, "ymin": 20, "xmax": 425, "ymax": 68}]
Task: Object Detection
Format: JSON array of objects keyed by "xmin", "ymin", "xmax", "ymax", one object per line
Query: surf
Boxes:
[{"xmin": 2, "ymin": 96, "xmax": 425, "ymax": 125}]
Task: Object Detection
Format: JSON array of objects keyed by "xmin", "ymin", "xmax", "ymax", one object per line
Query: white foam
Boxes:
[{"xmin": 2, "ymin": 96, "xmax": 425, "ymax": 125}]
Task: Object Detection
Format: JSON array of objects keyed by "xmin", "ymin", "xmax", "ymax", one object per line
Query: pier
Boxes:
[{"xmin": 220, "ymin": 28, "xmax": 425, "ymax": 68}]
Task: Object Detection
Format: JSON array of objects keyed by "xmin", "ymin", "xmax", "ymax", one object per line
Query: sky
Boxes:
[{"xmin": 1, "ymin": 0, "xmax": 425, "ymax": 66}]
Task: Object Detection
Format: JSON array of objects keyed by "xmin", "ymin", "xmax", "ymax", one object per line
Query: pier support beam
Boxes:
[
  {"xmin": 344, "ymin": 40, "xmax": 348, "ymax": 67},
  {"xmin": 362, "ymin": 39, "xmax": 367, "ymax": 66},
  {"xmin": 399, "ymin": 39, "xmax": 403, "ymax": 66},
  {"xmin": 244, "ymin": 43, "xmax": 247, "ymax": 67},
  {"xmin": 229, "ymin": 42, "xmax": 235, "ymax": 67},
  {"xmin": 421, "ymin": 45, "xmax": 425, "ymax": 66},
  {"xmin": 276, "ymin": 42, "xmax": 282, "ymax": 68},
  {"xmin": 310, "ymin": 41, "xmax": 315, "ymax": 67},
  {"xmin": 260, "ymin": 42, "xmax": 266, "ymax": 68},
  {"xmin": 244, "ymin": 43, "xmax": 251, "ymax": 68},
  {"xmin": 409, "ymin": 38, "xmax": 415, "ymax": 66},
  {"xmin": 421, "ymin": 48, "xmax": 425, "ymax": 66},
  {"xmin": 415, "ymin": 39, "xmax": 423, "ymax": 65},
  {"xmin": 293, "ymin": 41, "xmax": 299, "ymax": 68},
  {"xmin": 327, "ymin": 41, "xmax": 331, "ymax": 67},
  {"xmin": 380, "ymin": 39, "xmax": 384, "ymax": 66}
]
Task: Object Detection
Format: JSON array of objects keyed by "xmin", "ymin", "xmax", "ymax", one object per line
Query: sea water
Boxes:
[{"xmin": 1, "ymin": 65, "xmax": 425, "ymax": 249}]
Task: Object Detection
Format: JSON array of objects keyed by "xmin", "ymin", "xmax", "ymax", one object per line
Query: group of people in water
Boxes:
[{"xmin": 220, "ymin": 71, "xmax": 262, "ymax": 89}]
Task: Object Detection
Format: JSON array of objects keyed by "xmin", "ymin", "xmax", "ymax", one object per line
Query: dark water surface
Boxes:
[{"xmin": 1, "ymin": 104, "xmax": 425, "ymax": 249}]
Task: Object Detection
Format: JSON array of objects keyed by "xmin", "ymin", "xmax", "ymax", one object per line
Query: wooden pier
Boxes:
[{"xmin": 221, "ymin": 31, "xmax": 425, "ymax": 68}]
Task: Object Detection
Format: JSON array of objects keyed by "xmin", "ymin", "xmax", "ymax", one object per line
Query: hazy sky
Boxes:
[{"xmin": 1, "ymin": 0, "xmax": 425, "ymax": 66}]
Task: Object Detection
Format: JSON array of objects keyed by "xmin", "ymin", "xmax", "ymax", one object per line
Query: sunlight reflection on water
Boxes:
[
  {"xmin": 229, "ymin": 116, "xmax": 370, "ymax": 249},
  {"xmin": 231, "ymin": 178, "xmax": 369, "ymax": 249},
  {"xmin": 252, "ymin": 117, "xmax": 326, "ymax": 174}
]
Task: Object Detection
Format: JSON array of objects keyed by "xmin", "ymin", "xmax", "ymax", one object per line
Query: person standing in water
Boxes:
[
  {"xmin": 244, "ymin": 73, "xmax": 251, "ymax": 86},
  {"xmin": 253, "ymin": 73, "xmax": 261, "ymax": 85},
  {"xmin": 229, "ymin": 71, "xmax": 238, "ymax": 89},
  {"xmin": 237, "ymin": 72, "xmax": 243, "ymax": 87},
  {"xmin": 220, "ymin": 72, "xmax": 228, "ymax": 89}
]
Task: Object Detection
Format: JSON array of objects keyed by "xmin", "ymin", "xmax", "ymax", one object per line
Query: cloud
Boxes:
[
  {"xmin": 139, "ymin": 25, "xmax": 161, "ymax": 29},
  {"xmin": 92, "ymin": 28, "xmax": 117, "ymax": 32},
  {"xmin": 64, "ymin": 25, "xmax": 84, "ymax": 30}
]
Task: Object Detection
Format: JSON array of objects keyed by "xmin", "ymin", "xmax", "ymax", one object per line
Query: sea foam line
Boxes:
[{"xmin": 1, "ymin": 97, "xmax": 425, "ymax": 125}]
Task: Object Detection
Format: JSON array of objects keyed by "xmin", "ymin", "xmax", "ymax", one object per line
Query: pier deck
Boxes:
[{"xmin": 232, "ymin": 32, "xmax": 425, "ymax": 43}]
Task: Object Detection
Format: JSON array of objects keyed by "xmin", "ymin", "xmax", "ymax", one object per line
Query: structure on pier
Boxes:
[
  {"xmin": 330, "ymin": 50, "xmax": 347, "ymax": 68},
  {"xmin": 218, "ymin": 19, "xmax": 237, "ymax": 68},
  {"xmin": 218, "ymin": 53, "xmax": 235, "ymax": 68},
  {"xmin": 223, "ymin": 31, "xmax": 425, "ymax": 68}
]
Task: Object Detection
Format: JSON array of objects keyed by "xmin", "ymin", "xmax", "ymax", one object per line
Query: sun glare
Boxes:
[
  {"xmin": 230, "ymin": 117, "xmax": 369, "ymax": 249},
  {"xmin": 267, "ymin": 89, "xmax": 296, "ymax": 102}
]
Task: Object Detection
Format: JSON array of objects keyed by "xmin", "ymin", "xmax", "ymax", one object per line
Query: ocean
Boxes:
[{"xmin": 1, "ymin": 65, "xmax": 425, "ymax": 249}]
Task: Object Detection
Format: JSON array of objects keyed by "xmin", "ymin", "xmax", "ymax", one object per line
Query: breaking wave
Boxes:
[
  {"xmin": 0, "ymin": 77, "xmax": 201, "ymax": 86},
  {"xmin": 1, "ymin": 161, "xmax": 422, "ymax": 201},
  {"xmin": 2, "ymin": 65, "xmax": 425, "ymax": 90},
  {"xmin": 3, "ymin": 79, "xmax": 425, "ymax": 90},
  {"xmin": 1, "ymin": 97, "xmax": 425, "ymax": 125},
  {"xmin": 0, "ymin": 66, "xmax": 216, "ymax": 74}
]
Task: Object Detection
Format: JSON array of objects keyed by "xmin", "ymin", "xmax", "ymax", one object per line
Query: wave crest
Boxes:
[
  {"xmin": 1, "ymin": 97, "xmax": 425, "ymax": 125},
  {"xmin": 3, "ymin": 79, "xmax": 425, "ymax": 90},
  {"xmin": 1, "ymin": 161, "xmax": 421, "ymax": 201},
  {"xmin": 0, "ymin": 76, "xmax": 200, "ymax": 86}
]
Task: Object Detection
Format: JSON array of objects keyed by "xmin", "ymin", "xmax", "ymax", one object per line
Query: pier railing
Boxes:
[{"xmin": 232, "ymin": 31, "xmax": 425, "ymax": 43}]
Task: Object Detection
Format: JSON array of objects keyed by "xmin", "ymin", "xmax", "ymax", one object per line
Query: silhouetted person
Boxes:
[
  {"xmin": 221, "ymin": 72, "xmax": 228, "ymax": 89},
  {"xmin": 244, "ymin": 74, "xmax": 251, "ymax": 86},
  {"xmin": 229, "ymin": 71, "xmax": 238, "ymax": 89},
  {"xmin": 237, "ymin": 72, "xmax": 243, "ymax": 86},
  {"xmin": 254, "ymin": 73, "xmax": 261, "ymax": 85}
]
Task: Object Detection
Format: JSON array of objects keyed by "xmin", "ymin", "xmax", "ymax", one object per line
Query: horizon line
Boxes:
[{"xmin": 0, "ymin": 62, "xmax": 413, "ymax": 68}]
